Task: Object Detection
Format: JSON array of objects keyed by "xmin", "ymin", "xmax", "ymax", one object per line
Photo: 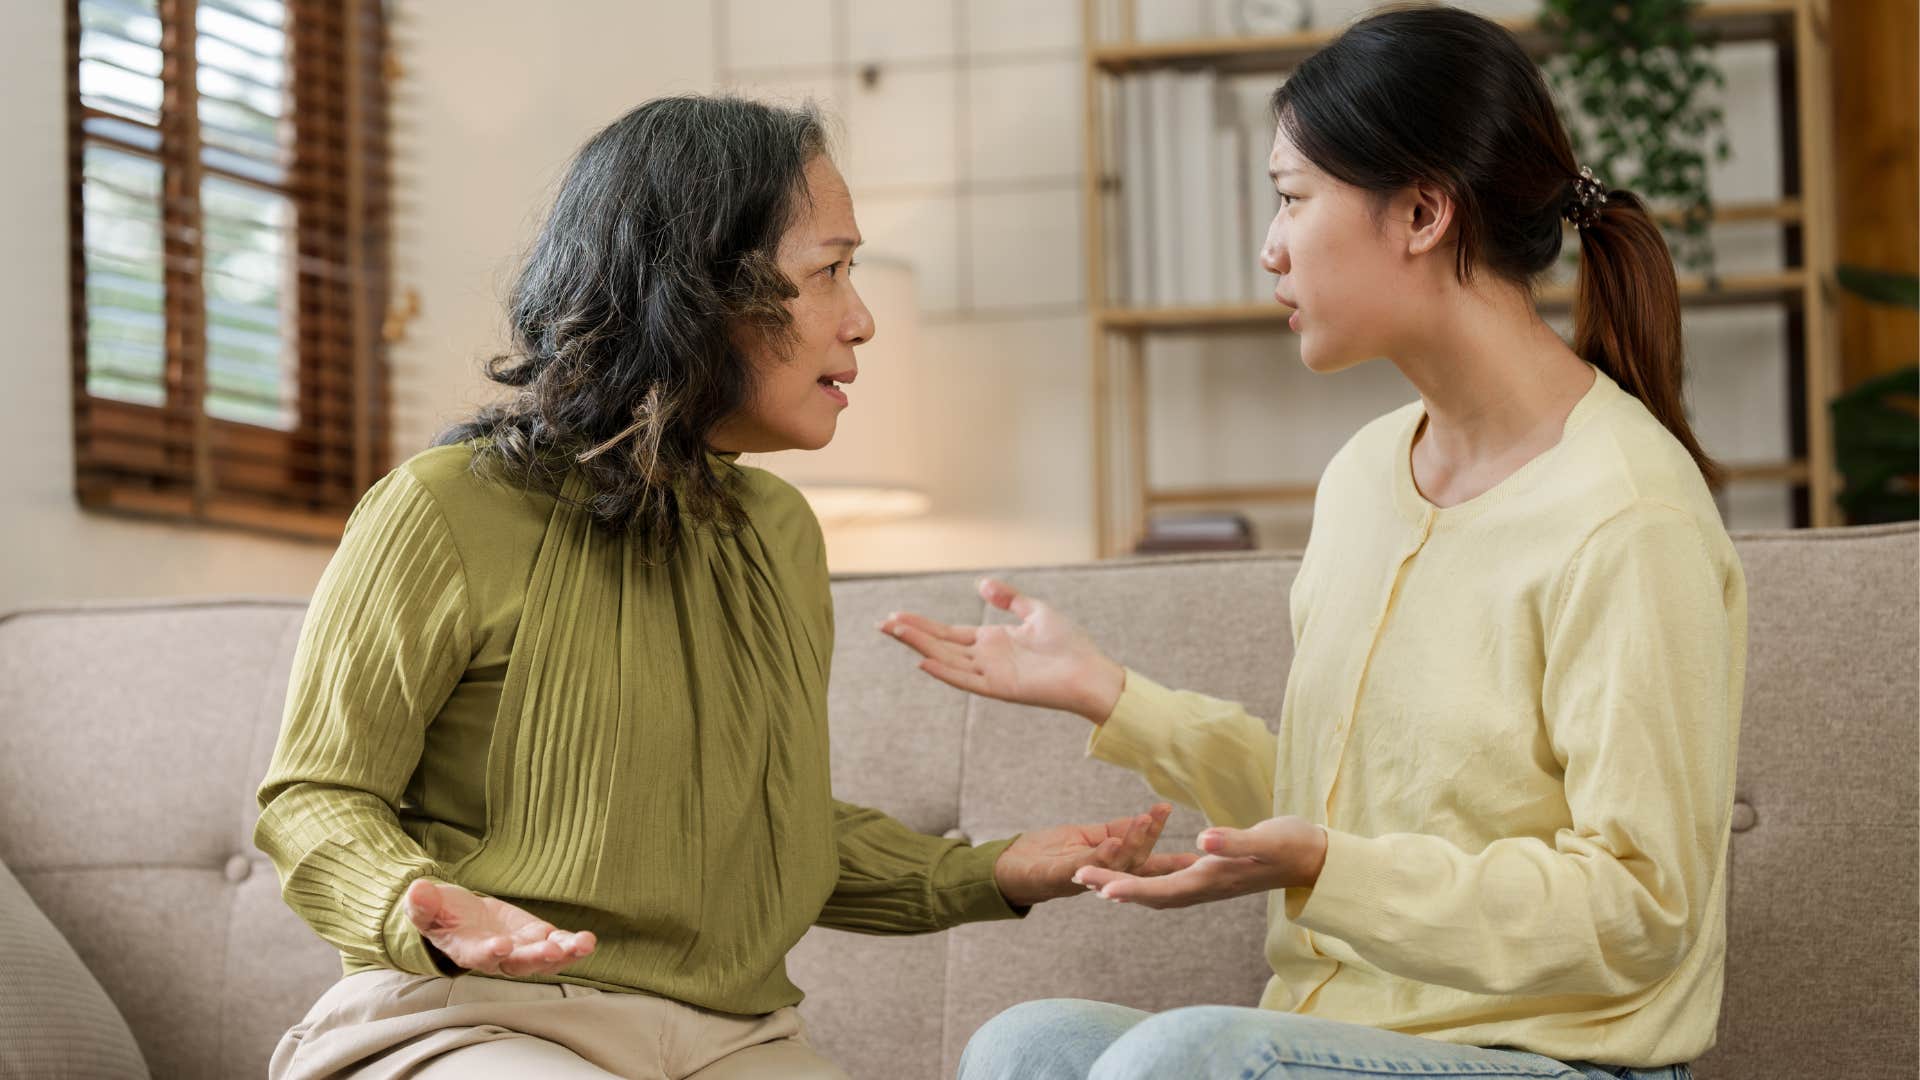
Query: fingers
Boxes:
[
  {"xmin": 1118, "ymin": 803, "xmax": 1171, "ymax": 868},
  {"xmin": 886, "ymin": 622, "xmax": 975, "ymax": 670},
  {"xmin": 1073, "ymin": 865, "xmax": 1199, "ymax": 909},
  {"xmin": 491, "ymin": 929, "xmax": 597, "ymax": 978},
  {"xmin": 1084, "ymin": 803, "xmax": 1172, "ymax": 874},
  {"xmin": 918, "ymin": 657, "xmax": 993, "ymax": 698},
  {"xmin": 1071, "ymin": 865, "xmax": 1135, "ymax": 892},
  {"xmin": 1137, "ymin": 851, "xmax": 1201, "ymax": 876},
  {"xmin": 402, "ymin": 878, "xmax": 441, "ymax": 932},
  {"xmin": 880, "ymin": 611, "xmax": 978, "ymax": 647},
  {"xmin": 1197, "ymin": 826, "xmax": 1264, "ymax": 859},
  {"xmin": 977, "ymin": 577, "xmax": 1037, "ymax": 620}
]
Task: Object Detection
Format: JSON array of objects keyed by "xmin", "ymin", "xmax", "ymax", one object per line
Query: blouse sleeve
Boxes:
[
  {"xmin": 816, "ymin": 801, "xmax": 1024, "ymax": 933},
  {"xmin": 253, "ymin": 466, "xmax": 474, "ymax": 977},
  {"xmin": 1286, "ymin": 500, "xmax": 1742, "ymax": 998}
]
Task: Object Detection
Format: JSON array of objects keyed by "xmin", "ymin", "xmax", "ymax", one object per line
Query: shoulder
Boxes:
[
  {"xmin": 375, "ymin": 440, "xmax": 555, "ymax": 583},
  {"xmin": 1552, "ymin": 377, "xmax": 1726, "ymax": 540},
  {"xmin": 729, "ymin": 461, "xmax": 826, "ymax": 557}
]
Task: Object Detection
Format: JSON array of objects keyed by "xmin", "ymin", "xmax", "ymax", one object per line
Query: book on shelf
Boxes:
[
  {"xmin": 1122, "ymin": 73, "xmax": 1155, "ymax": 308},
  {"xmin": 1147, "ymin": 68, "xmax": 1184, "ymax": 306},
  {"xmin": 1114, "ymin": 68, "xmax": 1290, "ymax": 309},
  {"xmin": 1175, "ymin": 70, "xmax": 1218, "ymax": 306},
  {"xmin": 1133, "ymin": 511, "xmax": 1258, "ymax": 554}
]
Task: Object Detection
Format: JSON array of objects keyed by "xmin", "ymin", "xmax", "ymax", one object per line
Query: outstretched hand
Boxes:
[
  {"xmin": 994, "ymin": 802, "xmax": 1198, "ymax": 907},
  {"xmin": 880, "ymin": 577, "xmax": 1126, "ymax": 723},
  {"xmin": 401, "ymin": 878, "xmax": 597, "ymax": 977},
  {"xmin": 1071, "ymin": 816, "xmax": 1328, "ymax": 910}
]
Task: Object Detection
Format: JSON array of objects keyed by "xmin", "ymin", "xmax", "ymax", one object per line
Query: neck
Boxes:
[{"xmin": 1389, "ymin": 275, "xmax": 1593, "ymax": 463}]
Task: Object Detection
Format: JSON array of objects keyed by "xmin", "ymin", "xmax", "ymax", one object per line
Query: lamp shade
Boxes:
[{"xmin": 743, "ymin": 257, "xmax": 930, "ymax": 526}]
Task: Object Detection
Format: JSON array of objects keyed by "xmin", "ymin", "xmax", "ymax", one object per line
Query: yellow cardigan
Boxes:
[{"xmin": 1090, "ymin": 367, "xmax": 1746, "ymax": 1067}]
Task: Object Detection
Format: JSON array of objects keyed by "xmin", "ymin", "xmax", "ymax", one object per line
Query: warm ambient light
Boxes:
[{"xmin": 794, "ymin": 483, "xmax": 933, "ymax": 526}]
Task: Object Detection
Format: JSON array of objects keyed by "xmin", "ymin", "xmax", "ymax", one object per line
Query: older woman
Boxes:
[{"xmin": 255, "ymin": 95, "xmax": 1187, "ymax": 1080}]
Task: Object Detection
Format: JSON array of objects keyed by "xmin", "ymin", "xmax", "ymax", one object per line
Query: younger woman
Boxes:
[{"xmin": 885, "ymin": 8, "xmax": 1743, "ymax": 1078}]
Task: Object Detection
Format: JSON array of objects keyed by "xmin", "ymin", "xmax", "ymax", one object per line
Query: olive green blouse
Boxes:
[{"xmin": 254, "ymin": 441, "xmax": 1019, "ymax": 1016}]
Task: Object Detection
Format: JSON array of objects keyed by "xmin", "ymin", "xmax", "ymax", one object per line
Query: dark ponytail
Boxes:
[
  {"xmin": 1273, "ymin": 3, "xmax": 1720, "ymax": 487},
  {"xmin": 1573, "ymin": 189, "xmax": 1722, "ymax": 488}
]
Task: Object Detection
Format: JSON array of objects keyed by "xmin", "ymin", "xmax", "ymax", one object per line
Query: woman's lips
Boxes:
[
  {"xmin": 1275, "ymin": 289, "xmax": 1301, "ymax": 332},
  {"xmin": 818, "ymin": 381, "xmax": 849, "ymax": 406}
]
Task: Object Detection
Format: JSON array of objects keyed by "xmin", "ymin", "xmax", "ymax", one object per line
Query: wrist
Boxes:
[
  {"xmin": 1301, "ymin": 824, "xmax": 1329, "ymax": 886},
  {"xmin": 1072, "ymin": 657, "xmax": 1126, "ymax": 725}
]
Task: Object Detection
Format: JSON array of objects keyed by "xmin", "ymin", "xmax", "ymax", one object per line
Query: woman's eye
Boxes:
[
  {"xmin": 823, "ymin": 260, "xmax": 857, "ymax": 281},
  {"xmin": 1277, "ymin": 192, "xmax": 1296, "ymax": 209}
]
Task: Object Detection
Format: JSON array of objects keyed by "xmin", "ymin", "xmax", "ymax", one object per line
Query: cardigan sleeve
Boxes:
[
  {"xmin": 1285, "ymin": 500, "xmax": 1741, "ymax": 998},
  {"xmin": 1084, "ymin": 670, "xmax": 1279, "ymax": 830},
  {"xmin": 253, "ymin": 466, "xmax": 474, "ymax": 977}
]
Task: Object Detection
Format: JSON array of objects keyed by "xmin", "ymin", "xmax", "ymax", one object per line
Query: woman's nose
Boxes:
[
  {"xmin": 1259, "ymin": 232, "xmax": 1287, "ymax": 277},
  {"xmin": 845, "ymin": 289, "xmax": 875, "ymax": 346}
]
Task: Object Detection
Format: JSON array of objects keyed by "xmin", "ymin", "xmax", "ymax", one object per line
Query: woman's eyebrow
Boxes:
[{"xmin": 817, "ymin": 237, "xmax": 861, "ymax": 251}]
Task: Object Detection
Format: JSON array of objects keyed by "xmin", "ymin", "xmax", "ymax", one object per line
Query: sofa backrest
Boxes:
[{"xmin": 0, "ymin": 524, "xmax": 1912, "ymax": 1080}]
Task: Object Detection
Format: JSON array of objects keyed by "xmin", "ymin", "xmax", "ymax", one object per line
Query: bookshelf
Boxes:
[{"xmin": 1080, "ymin": 0, "xmax": 1841, "ymax": 556}]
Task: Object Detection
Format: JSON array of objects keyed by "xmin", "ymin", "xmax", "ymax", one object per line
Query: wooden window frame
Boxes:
[{"xmin": 66, "ymin": 0, "xmax": 392, "ymax": 542}]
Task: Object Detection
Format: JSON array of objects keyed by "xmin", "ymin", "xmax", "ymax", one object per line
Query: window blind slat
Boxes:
[{"xmin": 70, "ymin": 0, "xmax": 390, "ymax": 533}]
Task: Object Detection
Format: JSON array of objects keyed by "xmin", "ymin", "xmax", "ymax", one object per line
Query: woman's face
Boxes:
[
  {"xmin": 710, "ymin": 155, "xmax": 874, "ymax": 454},
  {"xmin": 1259, "ymin": 124, "xmax": 1441, "ymax": 373}
]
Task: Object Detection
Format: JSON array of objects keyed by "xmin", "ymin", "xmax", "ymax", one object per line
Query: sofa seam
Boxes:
[
  {"xmin": 821, "ymin": 523, "xmax": 1915, "ymax": 586},
  {"xmin": 0, "ymin": 596, "xmax": 308, "ymax": 626},
  {"xmin": 940, "ymin": 587, "xmax": 992, "ymax": 1079}
]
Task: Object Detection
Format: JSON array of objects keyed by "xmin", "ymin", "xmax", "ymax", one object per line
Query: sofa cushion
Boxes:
[
  {"xmin": 0, "ymin": 853, "xmax": 149, "ymax": 1079},
  {"xmin": 0, "ymin": 599, "xmax": 342, "ymax": 1080}
]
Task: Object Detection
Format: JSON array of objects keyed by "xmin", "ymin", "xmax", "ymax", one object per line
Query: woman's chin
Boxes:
[
  {"xmin": 792, "ymin": 424, "xmax": 837, "ymax": 452},
  {"xmin": 1299, "ymin": 341, "xmax": 1364, "ymax": 375}
]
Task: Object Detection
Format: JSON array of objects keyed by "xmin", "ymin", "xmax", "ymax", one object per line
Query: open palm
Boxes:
[
  {"xmin": 880, "ymin": 578, "xmax": 1125, "ymax": 721},
  {"xmin": 402, "ymin": 878, "xmax": 596, "ymax": 978}
]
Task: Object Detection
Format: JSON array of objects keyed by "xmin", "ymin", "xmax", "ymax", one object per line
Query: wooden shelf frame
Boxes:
[
  {"xmin": 1144, "ymin": 460, "xmax": 1814, "ymax": 512},
  {"xmin": 1082, "ymin": 0, "xmax": 1843, "ymax": 556},
  {"xmin": 1088, "ymin": 1, "xmax": 1799, "ymax": 72}
]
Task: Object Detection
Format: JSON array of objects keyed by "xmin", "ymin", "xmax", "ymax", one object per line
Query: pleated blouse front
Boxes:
[{"xmin": 255, "ymin": 441, "xmax": 1016, "ymax": 1016}]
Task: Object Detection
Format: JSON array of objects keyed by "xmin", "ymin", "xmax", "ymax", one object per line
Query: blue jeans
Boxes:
[{"xmin": 956, "ymin": 999, "xmax": 1693, "ymax": 1080}]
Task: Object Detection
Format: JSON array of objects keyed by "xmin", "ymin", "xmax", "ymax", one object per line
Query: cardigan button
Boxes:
[
  {"xmin": 1730, "ymin": 801, "xmax": 1757, "ymax": 833},
  {"xmin": 223, "ymin": 855, "xmax": 253, "ymax": 883}
]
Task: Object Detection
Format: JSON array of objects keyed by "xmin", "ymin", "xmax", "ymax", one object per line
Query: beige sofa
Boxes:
[{"xmin": 0, "ymin": 523, "xmax": 1913, "ymax": 1079}]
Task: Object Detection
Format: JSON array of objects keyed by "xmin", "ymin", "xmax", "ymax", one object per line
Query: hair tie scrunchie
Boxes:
[{"xmin": 1563, "ymin": 165, "xmax": 1609, "ymax": 229}]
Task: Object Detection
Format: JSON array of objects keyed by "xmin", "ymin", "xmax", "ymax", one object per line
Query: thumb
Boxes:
[
  {"xmin": 402, "ymin": 877, "xmax": 442, "ymax": 932},
  {"xmin": 1197, "ymin": 827, "xmax": 1263, "ymax": 859},
  {"xmin": 977, "ymin": 577, "xmax": 1037, "ymax": 619}
]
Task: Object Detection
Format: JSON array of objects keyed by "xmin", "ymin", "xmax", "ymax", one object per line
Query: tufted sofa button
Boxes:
[
  {"xmin": 224, "ymin": 854, "xmax": 253, "ymax": 883},
  {"xmin": 941, "ymin": 827, "xmax": 970, "ymax": 843},
  {"xmin": 1730, "ymin": 801, "xmax": 1757, "ymax": 833}
]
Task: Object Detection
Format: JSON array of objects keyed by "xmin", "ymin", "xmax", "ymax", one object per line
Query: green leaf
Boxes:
[{"xmin": 1836, "ymin": 266, "xmax": 1920, "ymax": 310}]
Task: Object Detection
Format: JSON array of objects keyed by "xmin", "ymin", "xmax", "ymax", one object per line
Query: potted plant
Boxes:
[
  {"xmin": 1831, "ymin": 266, "xmax": 1919, "ymax": 525},
  {"xmin": 1539, "ymin": 0, "xmax": 1731, "ymax": 275}
]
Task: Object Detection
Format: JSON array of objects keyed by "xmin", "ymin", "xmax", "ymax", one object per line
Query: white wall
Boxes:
[
  {"xmin": 382, "ymin": 0, "xmax": 715, "ymax": 457},
  {"xmin": 721, "ymin": 0, "xmax": 1099, "ymax": 572}
]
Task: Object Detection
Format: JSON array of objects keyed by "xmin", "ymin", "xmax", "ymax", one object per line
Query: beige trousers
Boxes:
[{"xmin": 268, "ymin": 969, "xmax": 849, "ymax": 1080}]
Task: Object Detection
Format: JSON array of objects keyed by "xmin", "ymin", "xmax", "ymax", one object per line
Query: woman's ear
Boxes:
[{"xmin": 1402, "ymin": 181, "xmax": 1454, "ymax": 257}]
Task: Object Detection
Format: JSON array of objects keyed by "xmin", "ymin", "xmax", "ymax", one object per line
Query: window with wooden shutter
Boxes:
[{"xmin": 67, "ymin": 0, "xmax": 391, "ymax": 541}]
